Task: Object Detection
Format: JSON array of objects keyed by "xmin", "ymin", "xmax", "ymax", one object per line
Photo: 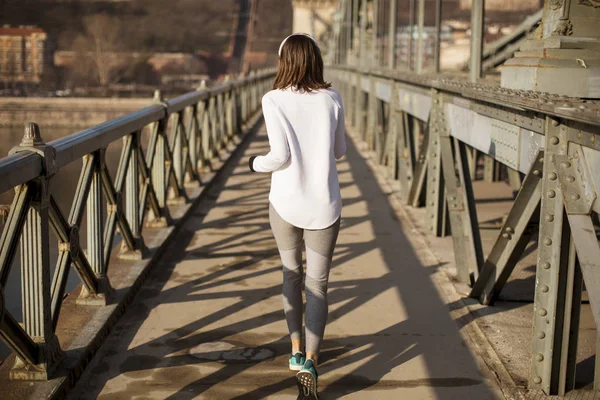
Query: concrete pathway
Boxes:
[{"xmin": 70, "ymin": 123, "xmax": 505, "ymax": 399}]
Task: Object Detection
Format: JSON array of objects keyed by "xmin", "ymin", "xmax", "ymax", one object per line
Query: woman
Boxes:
[{"xmin": 248, "ymin": 33, "xmax": 346, "ymax": 400}]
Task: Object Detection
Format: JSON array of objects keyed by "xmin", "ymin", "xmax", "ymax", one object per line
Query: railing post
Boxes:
[
  {"xmin": 78, "ymin": 149, "xmax": 112, "ymax": 304},
  {"xmin": 9, "ymin": 123, "xmax": 64, "ymax": 380},
  {"xmin": 173, "ymin": 111, "xmax": 184, "ymax": 188},
  {"xmin": 151, "ymin": 90, "xmax": 168, "ymax": 209},
  {"xmin": 120, "ymin": 130, "xmax": 145, "ymax": 258},
  {"xmin": 188, "ymin": 104, "xmax": 200, "ymax": 176},
  {"xmin": 126, "ymin": 132, "xmax": 140, "ymax": 237},
  {"xmin": 224, "ymin": 77, "xmax": 234, "ymax": 142}
]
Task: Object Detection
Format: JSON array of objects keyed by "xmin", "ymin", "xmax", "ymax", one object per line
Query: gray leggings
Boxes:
[{"xmin": 269, "ymin": 203, "xmax": 340, "ymax": 355}]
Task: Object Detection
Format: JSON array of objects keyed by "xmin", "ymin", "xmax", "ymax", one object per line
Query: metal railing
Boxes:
[
  {"xmin": 0, "ymin": 69, "xmax": 274, "ymax": 380},
  {"xmin": 328, "ymin": 64, "xmax": 600, "ymax": 396}
]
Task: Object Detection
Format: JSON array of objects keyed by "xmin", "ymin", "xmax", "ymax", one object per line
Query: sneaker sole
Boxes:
[
  {"xmin": 289, "ymin": 364, "xmax": 303, "ymax": 371},
  {"xmin": 296, "ymin": 370, "xmax": 319, "ymax": 400}
]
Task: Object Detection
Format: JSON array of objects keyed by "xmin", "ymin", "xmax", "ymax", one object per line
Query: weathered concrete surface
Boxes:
[{"xmin": 69, "ymin": 124, "xmax": 506, "ymax": 399}]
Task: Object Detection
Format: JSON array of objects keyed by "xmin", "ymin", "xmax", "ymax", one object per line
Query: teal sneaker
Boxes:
[
  {"xmin": 296, "ymin": 359, "xmax": 319, "ymax": 400},
  {"xmin": 289, "ymin": 352, "xmax": 306, "ymax": 371}
]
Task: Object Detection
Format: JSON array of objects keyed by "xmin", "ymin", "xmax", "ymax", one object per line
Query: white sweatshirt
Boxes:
[{"xmin": 251, "ymin": 87, "xmax": 347, "ymax": 229}]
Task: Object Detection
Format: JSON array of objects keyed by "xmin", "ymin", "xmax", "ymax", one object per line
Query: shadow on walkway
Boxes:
[{"xmin": 69, "ymin": 127, "xmax": 501, "ymax": 399}]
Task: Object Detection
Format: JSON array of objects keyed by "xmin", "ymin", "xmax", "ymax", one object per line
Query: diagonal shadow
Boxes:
[{"xmin": 70, "ymin": 127, "xmax": 502, "ymax": 400}]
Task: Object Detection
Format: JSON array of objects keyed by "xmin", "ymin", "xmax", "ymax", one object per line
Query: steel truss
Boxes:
[{"xmin": 330, "ymin": 66, "xmax": 600, "ymax": 396}]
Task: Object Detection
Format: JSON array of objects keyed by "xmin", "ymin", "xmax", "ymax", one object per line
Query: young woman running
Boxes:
[{"xmin": 248, "ymin": 33, "xmax": 346, "ymax": 400}]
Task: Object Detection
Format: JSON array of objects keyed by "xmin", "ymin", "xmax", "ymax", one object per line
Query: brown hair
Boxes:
[{"xmin": 273, "ymin": 34, "xmax": 331, "ymax": 92}]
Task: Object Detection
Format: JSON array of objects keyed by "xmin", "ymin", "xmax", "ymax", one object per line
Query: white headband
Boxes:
[{"xmin": 278, "ymin": 33, "xmax": 320, "ymax": 57}]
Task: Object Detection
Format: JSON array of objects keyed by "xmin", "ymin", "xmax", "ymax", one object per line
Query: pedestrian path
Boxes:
[{"xmin": 69, "ymin": 123, "xmax": 504, "ymax": 399}]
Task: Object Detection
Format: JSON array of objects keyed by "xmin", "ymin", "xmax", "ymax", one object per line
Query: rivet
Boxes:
[
  {"xmin": 505, "ymin": 227, "xmax": 514, "ymax": 234},
  {"xmin": 533, "ymin": 170, "xmax": 541, "ymax": 176},
  {"xmin": 537, "ymin": 331, "xmax": 546, "ymax": 339},
  {"xmin": 551, "ymin": 120, "xmax": 559, "ymax": 126},
  {"xmin": 536, "ymin": 353, "xmax": 544, "ymax": 362},
  {"xmin": 548, "ymin": 190, "xmax": 556, "ymax": 198},
  {"xmin": 540, "ymin": 285, "xmax": 549, "ymax": 293},
  {"xmin": 546, "ymin": 214, "xmax": 554, "ymax": 222},
  {"xmin": 549, "ymin": 172, "xmax": 557, "ymax": 181},
  {"xmin": 538, "ymin": 308, "xmax": 548, "ymax": 316},
  {"xmin": 560, "ymin": 161, "xmax": 571, "ymax": 168},
  {"xmin": 542, "ymin": 262, "xmax": 551, "ymax": 270},
  {"xmin": 544, "ymin": 238, "xmax": 553, "ymax": 246},
  {"xmin": 502, "ymin": 233, "xmax": 510, "ymax": 239},
  {"xmin": 533, "ymin": 376, "xmax": 542, "ymax": 384},
  {"xmin": 566, "ymin": 176, "xmax": 575, "ymax": 182},
  {"xmin": 550, "ymin": 136, "xmax": 559, "ymax": 145}
]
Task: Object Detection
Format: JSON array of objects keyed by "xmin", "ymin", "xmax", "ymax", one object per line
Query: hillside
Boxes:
[
  {"xmin": 2, "ymin": 0, "xmax": 237, "ymax": 53},
  {"xmin": 2, "ymin": 0, "xmax": 293, "ymax": 92}
]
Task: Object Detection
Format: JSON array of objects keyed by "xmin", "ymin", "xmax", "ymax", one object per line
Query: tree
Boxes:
[{"xmin": 74, "ymin": 13, "xmax": 129, "ymax": 87}]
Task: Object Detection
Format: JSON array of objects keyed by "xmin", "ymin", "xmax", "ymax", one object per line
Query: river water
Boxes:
[{"xmin": 0, "ymin": 125, "xmax": 130, "ymax": 361}]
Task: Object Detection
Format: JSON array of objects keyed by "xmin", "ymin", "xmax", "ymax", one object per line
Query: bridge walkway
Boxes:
[{"xmin": 69, "ymin": 122, "xmax": 504, "ymax": 399}]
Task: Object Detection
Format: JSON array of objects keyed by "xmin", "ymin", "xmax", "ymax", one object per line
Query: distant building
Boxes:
[{"xmin": 0, "ymin": 25, "xmax": 47, "ymax": 87}]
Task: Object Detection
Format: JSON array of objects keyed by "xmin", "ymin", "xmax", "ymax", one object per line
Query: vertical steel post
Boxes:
[
  {"xmin": 346, "ymin": 0, "xmax": 353, "ymax": 64},
  {"xmin": 416, "ymin": 0, "xmax": 425, "ymax": 73},
  {"xmin": 408, "ymin": 0, "xmax": 415, "ymax": 69},
  {"xmin": 388, "ymin": 0, "xmax": 397, "ymax": 69},
  {"xmin": 151, "ymin": 91, "xmax": 167, "ymax": 208},
  {"xmin": 14, "ymin": 180, "xmax": 64, "ymax": 380},
  {"xmin": 470, "ymin": 0, "xmax": 485, "ymax": 82},
  {"xmin": 125, "ymin": 132, "xmax": 140, "ymax": 238},
  {"xmin": 529, "ymin": 117, "xmax": 573, "ymax": 395},
  {"xmin": 189, "ymin": 104, "xmax": 199, "ymax": 175},
  {"xmin": 173, "ymin": 112, "xmax": 184, "ymax": 186},
  {"xmin": 426, "ymin": 91, "xmax": 444, "ymax": 236},
  {"xmin": 557, "ymin": 238, "xmax": 582, "ymax": 395},
  {"xmin": 372, "ymin": 0, "xmax": 379, "ymax": 69},
  {"xmin": 359, "ymin": 0, "xmax": 367, "ymax": 68},
  {"xmin": 79, "ymin": 149, "xmax": 110, "ymax": 304},
  {"xmin": 10, "ymin": 123, "xmax": 64, "ymax": 380},
  {"xmin": 434, "ymin": 0, "xmax": 442, "ymax": 73},
  {"xmin": 353, "ymin": 0, "xmax": 360, "ymax": 66},
  {"xmin": 483, "ymin": 155, "xmax": 495, "ymax": 182},
  {"xmin": 367, "ymin": 77, "xmax": 377, "ymax": 149}
]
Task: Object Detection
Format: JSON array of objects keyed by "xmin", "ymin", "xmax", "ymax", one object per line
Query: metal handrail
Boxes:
[
  {"xmin": 0, "ymin": 153, "xmax": 43, "ymax": 195},
  {"xmin": 0, "ymin": 68, "xmax": 275, "ymax": 381},
  {"xmin": 330, "ymin": 65, "xmax": 600, "ymax": 127}
]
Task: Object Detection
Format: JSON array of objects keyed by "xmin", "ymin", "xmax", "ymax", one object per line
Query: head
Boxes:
[{"xmin": 273, "ymin": 33, "xmax": 331, "ymax": 92}]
